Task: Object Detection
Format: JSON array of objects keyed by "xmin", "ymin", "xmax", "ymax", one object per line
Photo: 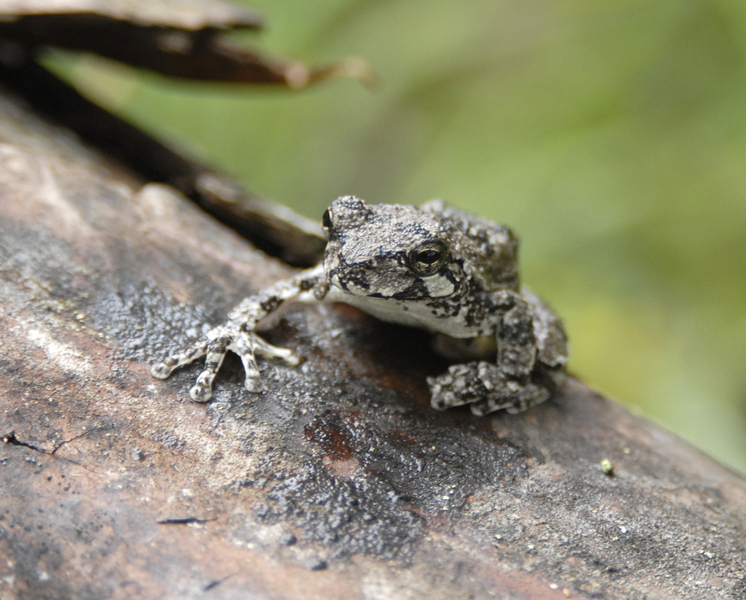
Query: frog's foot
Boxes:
[
  {"xmin": 152, "ymin": 326, "xmax": 299, "ymax": 403},
  {"xmin": 427, "ymin": 361, "xmax": 550, "ymax": 415}
]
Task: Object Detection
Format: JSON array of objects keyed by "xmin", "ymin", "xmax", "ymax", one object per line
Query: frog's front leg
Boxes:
[
  {"xmin": 428, "ymin": 291, "xmax": 549, "ymax": 415},
  {"xmin": 151, "ymin": 264, "xmax": 328, "ymax": 402}
]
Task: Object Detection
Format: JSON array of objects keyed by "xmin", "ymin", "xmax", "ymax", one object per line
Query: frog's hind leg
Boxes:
[
  {"xmin": 468, "ymin": 363, "xmax": 551, "ymax": 415},
  {"xmin": 428, "ymin": 363, "xmax": 483, "ymax": 409},
  {"xmin": 428, "ymin": 361, "xmax": 551, "ymax": 415}
]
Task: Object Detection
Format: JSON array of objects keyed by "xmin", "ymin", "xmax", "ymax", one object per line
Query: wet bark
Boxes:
[{"xmin": 0, "ymin": 3, "xmax": 745, "ymax": 600}]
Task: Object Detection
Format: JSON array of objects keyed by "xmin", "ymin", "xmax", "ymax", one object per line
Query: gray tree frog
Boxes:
[{"xmin": 152, "ymin": 196, "xmax": 568, "ymax": 415}]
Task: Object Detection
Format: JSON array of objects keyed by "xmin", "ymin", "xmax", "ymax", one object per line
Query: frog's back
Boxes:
[{"xmin": 419, "ymin": 200, "xmax": 520, "ymax": 292}]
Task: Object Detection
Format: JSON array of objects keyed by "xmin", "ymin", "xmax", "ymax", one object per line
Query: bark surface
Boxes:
[
  {"xmin": 0, "ymin": 86, "xmax": 745, "ymax": 600},
  {"xmin": 0, "ymin": 1, "xmax": 745, "ymax": 597}
]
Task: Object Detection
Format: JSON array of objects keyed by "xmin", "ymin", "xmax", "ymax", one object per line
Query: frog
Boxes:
[{"xmin": 151, "ymin": 196, "xmax": 568, "ymax": 415}]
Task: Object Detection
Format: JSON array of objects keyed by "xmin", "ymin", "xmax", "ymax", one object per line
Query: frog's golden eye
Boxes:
[
  {"xmin": 409, "ymin": 241, "xmax": 449, "ymax": 275},
  {"xmin": 322, "ymin": 208, "xmax": 333, "ymax": 230}
]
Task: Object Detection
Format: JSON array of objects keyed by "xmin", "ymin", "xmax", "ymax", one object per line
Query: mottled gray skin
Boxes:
[{"xmin": 152, "ymin": 197, "xmax": 568, "ymax": 415}]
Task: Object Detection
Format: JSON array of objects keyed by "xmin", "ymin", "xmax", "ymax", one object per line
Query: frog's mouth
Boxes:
[
  {"xmin": 329, "ymin": 270, "xmax": 387, "ymax": 297},
  {"xmin": 329, "ymin": 270, "xmax": 456, "ymax": 300}
]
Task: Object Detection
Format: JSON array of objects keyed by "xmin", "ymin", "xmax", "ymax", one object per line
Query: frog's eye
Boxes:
[
  {"xmin": 409, "ymin": 241, "xmax": 449, "ymax": 275},
  {"xmin": 322, "ymin": 208, "xmax": 333, "ymax": 231}
]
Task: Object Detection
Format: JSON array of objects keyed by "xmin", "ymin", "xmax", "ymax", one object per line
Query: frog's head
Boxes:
[{"xmin": 321, "ymin": 196, "xmax": 461, "ymax": 301}]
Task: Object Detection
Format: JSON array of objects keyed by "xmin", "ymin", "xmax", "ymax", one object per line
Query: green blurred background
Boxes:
[{"xmin": 58, "ymin": 0, "xmax": 746, "ymax": 473}]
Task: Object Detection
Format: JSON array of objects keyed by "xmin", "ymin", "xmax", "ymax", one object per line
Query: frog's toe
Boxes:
[
  {"xmin": 151, "ymin": 360, "xmax": 176, "ymax": 379},
  {"xmin": 243, "ymin": 373, "xmax": 263, "ymax": 393},
  {"xmin": 252, "ymin": 334, "xmax": 299, "ymax": 366},
  {"xmin": 468, "ymin": 381, "xmax": 550, "ymax": 415},
  {"xmin": 182, "ymin": 334, "xmax": 231, "ymax": 402},
  {"xmin": 151, "ymin": 339, "xmax": 208, "ymax": 380},
  {"xmin": 190, "ymin": 371, "xmax": 216, "ymax": 402},
  {"xmin": 427, "ymin": 363, "xmax": 481, "ymax": 409},
  {"xmin": 503, "ymin": 384, "xmax": 550, "ymax": 414},
  {"xmin": 429, "ymin": 386, "xmax": 456, "ymax": 411},
  {"xmin": 190, "ymin": 382, "xmax": 213, "ymax": 402}
]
